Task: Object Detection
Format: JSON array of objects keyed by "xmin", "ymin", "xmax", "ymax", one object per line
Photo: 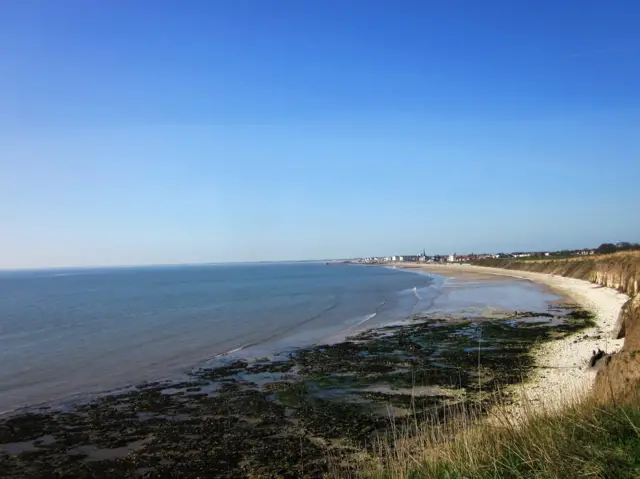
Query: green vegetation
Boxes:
[
  {"xmin": 360, "ymin": 397, "xmax": 640, "ymax": 479},
  {"xmin": 596, "ymin": 242, "xmax": 640, "ymax": 255}
]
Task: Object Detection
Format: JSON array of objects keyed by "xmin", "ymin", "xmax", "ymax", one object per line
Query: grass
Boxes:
[{"xmin": 338, "ymin": 394, "xmax": 640, "ymax": 479}]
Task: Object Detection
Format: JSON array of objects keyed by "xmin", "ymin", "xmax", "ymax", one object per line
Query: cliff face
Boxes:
[
  {"xmin": 476, "ymin": 252, "xmax": 639, "ymax": 297},
  {"xmin": 475, "ymin": 252, "xmax": 640, "ymax": 403}
]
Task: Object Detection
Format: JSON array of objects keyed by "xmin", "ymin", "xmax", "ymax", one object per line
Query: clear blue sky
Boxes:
[{"xmin": 1, "ymin": 1, "xmax": 639, "ymax": 268}]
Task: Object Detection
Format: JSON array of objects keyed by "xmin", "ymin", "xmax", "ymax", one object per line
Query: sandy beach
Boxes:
[
  {"xmin": 1, "ymin": 262, "xmax": 629, "ymax": 476},
  {"xmin": 398, "ymin": 262, "xmax": 629, "ymax": 414}
]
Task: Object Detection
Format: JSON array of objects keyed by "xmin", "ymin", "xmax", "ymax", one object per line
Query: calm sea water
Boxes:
[{"xmin": 0, "ymin": 263, "xmax": 439, "ymax": 413}]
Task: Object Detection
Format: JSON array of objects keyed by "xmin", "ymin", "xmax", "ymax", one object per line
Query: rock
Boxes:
[
  {"xmin": 589, "ymin": 349, "xmax": 606, "ymax": 368},
  {"xmin": 595, "ymin": 350, "xmax": 640, "ymax": 403}
]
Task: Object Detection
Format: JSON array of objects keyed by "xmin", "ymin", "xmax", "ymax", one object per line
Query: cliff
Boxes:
[{"xmin": 474, "ymin": 252, "xmax": 640, "ymax": 403}]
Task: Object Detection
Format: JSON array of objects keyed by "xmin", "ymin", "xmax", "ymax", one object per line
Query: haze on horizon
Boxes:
[{"xmin": 1, "ymin": 1, "xmax": 639, "ymax": 269}]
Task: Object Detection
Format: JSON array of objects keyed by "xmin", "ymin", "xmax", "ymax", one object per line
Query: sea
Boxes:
[{"xmin": 0, "ymin": 262, "xmax": 443, "ymax": 414}]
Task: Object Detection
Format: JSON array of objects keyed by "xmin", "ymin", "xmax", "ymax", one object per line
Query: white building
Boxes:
[{"xmin": 447, "ymin": 254, "xmax": 456, "ymax": 262}]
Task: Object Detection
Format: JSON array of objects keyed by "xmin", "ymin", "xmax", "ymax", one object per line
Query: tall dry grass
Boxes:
[{"xmin": 331, "ymin": 391, "xmax": 640, "ymax": 479}]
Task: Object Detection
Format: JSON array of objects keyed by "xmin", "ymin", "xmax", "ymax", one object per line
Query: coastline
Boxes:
[
  {"xmin": 1, "ymin": 263, "xmax": 611, "ymax": 476},
  {"xmin": 0, "ymin": 263, "xmax": 435, "ymax": 415},
  {"xmin": 395, "ymin": 262, "xmax": 629, "ymax": 414}
]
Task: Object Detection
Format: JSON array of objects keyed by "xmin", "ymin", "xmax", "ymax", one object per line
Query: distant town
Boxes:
[{"xmin": 348, "ymin": 242, "xmax": 640, "ymax": 265}]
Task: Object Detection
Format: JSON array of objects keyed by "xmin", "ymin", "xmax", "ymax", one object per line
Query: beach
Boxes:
[
  {"xmin": 1, "ymin": 262, "xmax": 625, "ymax": 476},
  {"xmin": 396, "ymin": 262, "xmax": 629, "ymax": 414}
]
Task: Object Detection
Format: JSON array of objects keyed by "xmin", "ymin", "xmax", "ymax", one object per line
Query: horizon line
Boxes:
[{"xmin": 0, "ymin": 258, "xmax": 348, "ymax": 273}]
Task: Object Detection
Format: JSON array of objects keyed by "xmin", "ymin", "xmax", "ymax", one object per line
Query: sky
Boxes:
[{"xmin": 1, "ymin": 0, "xmax": 639, "ymax": 268}]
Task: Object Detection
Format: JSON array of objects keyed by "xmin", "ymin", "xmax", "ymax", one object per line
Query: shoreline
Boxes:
[
  {"xmin": 1, "ymin": 263, "xmax": 608, "ymax": 419},
  {"xmin": 1, "ymin": 265, "xmax": 606, "ymax": 476},
  {"xmin": 0, "ymin": 267, "xmax": 444, "ymax": 418},
  {"xmin": 394, "ymin": 262, "xmax": 629, "ymax": 414},
  {"xmin": 0, "ymin": 264, "xmax": 437, "ymax": 416}
]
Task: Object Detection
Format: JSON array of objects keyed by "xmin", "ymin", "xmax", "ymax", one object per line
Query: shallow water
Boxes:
[
  {"xmin": 430, "ymin": 277, "xmax": 560, "ymax": 315},
  {"xmin": 0, "ymin": 263, "xmax": 560, "ymax": 414},
  {"xmin": 0, "ymin": 262, "xmax": 437, "ymax": 412}
]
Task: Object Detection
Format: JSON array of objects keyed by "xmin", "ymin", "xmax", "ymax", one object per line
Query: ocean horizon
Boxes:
[{"xmin": 0, "ymin": 259, "xmax": 348, "ymax": 274}]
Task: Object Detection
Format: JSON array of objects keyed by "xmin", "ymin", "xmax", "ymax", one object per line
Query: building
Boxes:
[{"xmin": 447, "ymin": 254, "xmax": 456, "ymax": 263}]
